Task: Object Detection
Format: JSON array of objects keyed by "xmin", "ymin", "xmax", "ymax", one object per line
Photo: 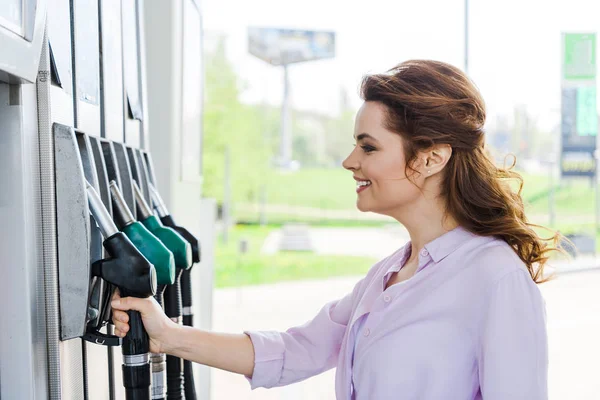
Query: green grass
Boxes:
[
  {"xmin": 264, "ymin": 168, "xmax": 357, "ymax": 209},
  {"xmin": 521, "ymin": 175, "xmax": 595, "ymax": 217},
  {"xmin": 268, "ymin": 169, "xmax": 594, "ymax": 215},
  {"xmin": 235, "ymin": 209, "xmax": 390, "ymax": 227},
  {"xmin": 214, "ymin": 224, "xmax": 378, "ymax": 288}
]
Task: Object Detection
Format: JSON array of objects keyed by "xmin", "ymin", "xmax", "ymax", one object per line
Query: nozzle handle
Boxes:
[
  {"xmin": 161, "ymin": 215, "xmax": 201, "ymax": 264},
  {"xmin": 92, "ymin": 232, "xmax": 157, "ymax": 298}
]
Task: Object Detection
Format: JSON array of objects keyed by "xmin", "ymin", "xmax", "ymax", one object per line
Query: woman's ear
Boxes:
[{"xmin": 422, "ymin": 144, "xmax": 452, "ymax": 176}]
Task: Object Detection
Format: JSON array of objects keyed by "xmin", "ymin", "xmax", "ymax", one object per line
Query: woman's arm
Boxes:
[
  {"xmin": 164, "ymin": 326, "xmax": 255, "ymax": 377},
  {"xmin": 111, "ymin": 294, "xmax": 256, "ymax": 376}
]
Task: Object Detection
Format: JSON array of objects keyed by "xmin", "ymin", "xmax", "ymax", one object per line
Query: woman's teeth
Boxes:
[{"xmin": 357, "ymin": 180, "xmax": 371, "ymax": 187}]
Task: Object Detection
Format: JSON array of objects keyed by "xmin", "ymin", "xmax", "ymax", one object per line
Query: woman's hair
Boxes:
[{"xmin": 360, "ymin": 59, "xmax": 560, "ymax": 284}]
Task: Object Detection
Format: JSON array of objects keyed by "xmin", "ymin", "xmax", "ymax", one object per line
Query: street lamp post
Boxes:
[{"xmin": 465, "ymin": 0, "xmax": 469, "ymax": 75}]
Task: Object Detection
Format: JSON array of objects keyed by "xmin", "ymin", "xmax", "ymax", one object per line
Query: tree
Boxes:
[{"xmin": 203, "ymin": 36, "xmax": 272, "ymax": 205}]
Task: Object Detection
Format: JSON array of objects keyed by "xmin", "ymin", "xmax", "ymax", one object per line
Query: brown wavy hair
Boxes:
[{"xmin": 360, "ymin": 59, "xmax": 561, "ymax": 284}]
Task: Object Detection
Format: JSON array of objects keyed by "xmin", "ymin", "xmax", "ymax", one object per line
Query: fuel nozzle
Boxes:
[
  {"xmin": 110, "ymin": 181, "xmax": 176, "ymax": 286},
  {"xmin": 86, "ymin": 182, "xmax": 156, "ymax": 297},
  {"xmin": 148, "ymin": 183, "xmax": 200, "ymax": 264},
  {"xmin": 133, "ymin": 181, "xmax": 192, "ymax": 271}
]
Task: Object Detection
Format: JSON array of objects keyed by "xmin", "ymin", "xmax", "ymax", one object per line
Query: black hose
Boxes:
[
  {"xmin": 181, "ymin": 269, "xmax": 196, "ymax": 400},
  {"xmin": 159, "ymin": 215, "xmax": 200, "ymax": 399},
  {"xmin": 120, "ymin": 288, "xmax": 151, "ymax": 400},
  {"xmin": 164, "ymin": 270, "xmax": 185, "ymax": 399},
  {"xmin": 151, "ymin": 285, "xmax": 167, "ymax": 400}
]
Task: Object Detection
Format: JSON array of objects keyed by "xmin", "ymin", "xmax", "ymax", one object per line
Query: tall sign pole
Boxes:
[
  {"xmin": 248, "ymin": 27, "xmax": 336, "ymax": 169},
  {"xmin": 560, "ymin": 32, "xmax": 597, "ymax": 239},
  {"xmin": 464, "ymin": 0, "xmax": 469, "ymax": 75},
  {"xmin": 281, "ymin": 64, "xmax": 291, "ymax": 167}
]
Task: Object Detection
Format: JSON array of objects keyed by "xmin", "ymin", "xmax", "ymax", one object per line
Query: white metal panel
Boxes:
[
  {"xmin": 0, "ymin": 0, "xmax": 46, "ymax": 83},
  {"xmin": 0, "ymin": 82, "xmax": 49, "ymax": 400}
]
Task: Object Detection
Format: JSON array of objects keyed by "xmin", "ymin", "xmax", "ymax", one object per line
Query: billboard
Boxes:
[
  {"xmin": 248, "ymin": 27, "xmax": 335, "ymax": 66},
  {"xmin": 560, "ymin": 32, "xmax": 597, "ymax": 178}
]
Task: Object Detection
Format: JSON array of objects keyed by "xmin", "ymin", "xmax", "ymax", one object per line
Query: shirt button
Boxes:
[
  {"xmin": 364, "ymin": 328, "xmax": 370, "ymax": 337},
  {"xmin": 420, "ymin": 249, "xmax": 429, "ymax": 257},
  {"xmin": 384, "ymin": 295, "xmax": 391, "ymax": 303}
]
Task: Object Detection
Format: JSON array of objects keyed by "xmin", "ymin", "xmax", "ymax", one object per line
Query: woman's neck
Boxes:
[{"xmin": 391, "ymin": 197, "xmax": 459, "ymax": 258}]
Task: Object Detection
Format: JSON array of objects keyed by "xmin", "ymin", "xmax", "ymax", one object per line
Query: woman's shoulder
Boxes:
[{"xmin": 460, "ymin": 235, "xmax": 531, "ymax": 284}]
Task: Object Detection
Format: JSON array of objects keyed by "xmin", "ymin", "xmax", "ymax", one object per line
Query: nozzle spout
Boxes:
[
  {"xmin": 109, "ymin": 181, "xmax": 136, "ymax": 227},
  {"xmin": 86, "ymin": 181, "xmax": 119, "ymax": 238},
  {"xmin": 132, "ymin": 181, "xmax": 153, "ymax": 220},
  {"xmin": 148, "ymin": 183, "xmax": 169, "ymax": 218}
]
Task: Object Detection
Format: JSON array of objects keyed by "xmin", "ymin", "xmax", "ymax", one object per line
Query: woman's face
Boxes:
[{"xmin": 342, "ymin": 101, "xmax": 425, "ymax": 216}]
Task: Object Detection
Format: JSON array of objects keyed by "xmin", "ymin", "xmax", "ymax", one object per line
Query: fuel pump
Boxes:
[
  {"xmin": 85, "ymin": 181, "xmax": 156, "ymax": 400},
  {"xmin": 132, "ymin": 181, "xmax": 192, "ymax": 399},
  {"xmin": 148, "ymin": 182, "xmax": 201, "ymax": 400}
]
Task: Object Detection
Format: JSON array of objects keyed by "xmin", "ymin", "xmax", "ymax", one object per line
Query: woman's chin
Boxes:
[{"xmin": 356, "ymin": 200, "xmax": 371, "ymax": 213}]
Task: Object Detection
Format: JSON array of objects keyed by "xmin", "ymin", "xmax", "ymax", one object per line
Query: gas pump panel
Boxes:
[
  {"xmin": 48, "ymin": 0, "xmax": 75, "ymax": 126},
  {"xmin": 74, "ymin": 131, "xmax": 109, "ymax": 332},
  {"xmin": 136, "ymin": 148, "xmax": 154, "ymax": 205},
  {"xmin": 54, "ymin": 123, "xmax": 119, "ymax": 342},
  {"xmin": 109, "ymin": 141, "xmax": 137, "ymax": 222},
  {"xmin": 0, "ymin": 0, "xmax": 47, "ymax": 83},
  {"xmin": 99, "ymin": 0, "xmax": 126, "ymax": 142},
  {"xmin": 127, "ymin": 146, "xmax": 151, "ymax": 212},
  {"xmin": 90, "ymin": 137, "xmax": 113, "ymax": 216},
  {"xmin": 54, "ymin": 124, "xmax": 93, "ymax": 340},
  {"xmin": 143, "ymin": 151, "xmax": 159, "ymax": 186},
  {"xmin": 121, "ymin": 0, "xmax": 145, "ymax": 148},
  {"xmin": 73, "ymin": 0, "xmax": 101, "ymax": 136}
]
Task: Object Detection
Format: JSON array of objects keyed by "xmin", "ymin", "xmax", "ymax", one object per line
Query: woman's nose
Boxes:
[{"xmin": 342, "ymin": 148, "xmax": 359, "ymax": 171}]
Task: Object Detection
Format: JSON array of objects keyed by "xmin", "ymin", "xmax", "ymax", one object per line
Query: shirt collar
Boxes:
[
  {"xmin": 386, "ymin": 225, "xmax": 476, "ymax": 275},
  {"xmin": 385, "ymin": 241, "xmax": 412, "ymax": 275},
  {"xmin": 423, "ymin": 225, "xmax": 477, "ymax": 263}
]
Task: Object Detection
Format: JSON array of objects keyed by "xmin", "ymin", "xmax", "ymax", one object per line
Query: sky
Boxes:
[{"xmin": 202, "ymin": 0, "xmax": 600, "ymax": 132}]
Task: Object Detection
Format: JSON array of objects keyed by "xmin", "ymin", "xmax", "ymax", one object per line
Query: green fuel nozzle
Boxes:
[
  {"xmin": 148, "ymin": 183, "xmax": 200, "ymax": 264},
  {"xmin": 109, "ymin": 180, "xmax": 176, "ymax": 286},
  {"xmin": 132, "ymin": 181, "xmax": 192, "ymax": 271}
]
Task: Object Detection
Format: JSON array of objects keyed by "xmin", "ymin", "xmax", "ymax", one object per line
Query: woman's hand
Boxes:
[{"xmin": 111, "ymin": 290, "xmax": 176, "ymax": 354}]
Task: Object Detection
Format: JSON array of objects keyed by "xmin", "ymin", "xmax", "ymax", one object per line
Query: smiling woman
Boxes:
[
  {"xmin": 112, "ymin": 60, "xmax": 559, "ymax": 400},
  {"xmin": 351, "ymin": 60, "xmax": 560, "ymax": 284}
]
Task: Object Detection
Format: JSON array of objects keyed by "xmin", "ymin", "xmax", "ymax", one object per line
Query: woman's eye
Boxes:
[{"xmin": 361, "ymin": 145, "xmax": 376, "ymax": 153}]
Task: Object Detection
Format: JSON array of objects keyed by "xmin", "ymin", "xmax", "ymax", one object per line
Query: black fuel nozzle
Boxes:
[
  {"xmin": 148, "ymin": 183, "xmax": 200, "ymax": 264},
  {"xmin": 91, "ymin": 232, "xmax": 156, "ymax": 298},
  {"xmin": 87, "ymin": 181, "xmax": 156, "ymax": 297}
]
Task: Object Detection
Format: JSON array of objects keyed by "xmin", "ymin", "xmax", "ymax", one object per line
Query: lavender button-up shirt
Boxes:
[{"xmin": 244, "ymin": 226, "xmax": 548, "ymax": 399}]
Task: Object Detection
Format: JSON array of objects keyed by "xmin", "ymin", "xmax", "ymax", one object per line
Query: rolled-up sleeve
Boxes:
[
  {"xmin": 243, "ymin": 260, "xmax": 385, "ymax": 390},
  {"xmin": 478, "ymin": 268, "xmax": 549, "ymax": 399}
]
